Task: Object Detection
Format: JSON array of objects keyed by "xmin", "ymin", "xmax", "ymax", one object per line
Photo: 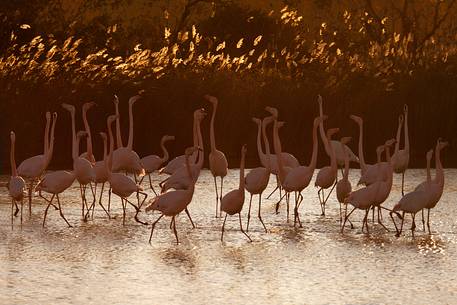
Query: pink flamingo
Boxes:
[
  {"xmin": 391, "ymin": 105, "xmax": 410, "ymax": 195},
  {"xmin": 8, "ymin": 131, "xmax": 26, "ymax": 227}
]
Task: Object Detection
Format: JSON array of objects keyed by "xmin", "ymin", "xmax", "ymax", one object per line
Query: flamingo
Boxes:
[
  {"xmin": 145, "ymin": 146, "xmax": 200, "ymax": 244},
  {"xmin": 413, "ymin": 139, "xmax": 448, "ymax": 234},
  {"xmin": 159, "ymin": 109, "xmax": 206, "ymax": 192},
  {"xmin": 391, "ymin": 105, "xmax": 410, "ymax": 195},
  {"xmin": 140, "ymin": 135, "xmax": 175, "ymax": 195},
  {"xmin": 90, "ymin": 132, "xmax": 111, "ymax": 219},
  {"xmin": 274, "ymin": 116, "xmax": 324, "ymax": 227},
  {"xmin": 318, "ymin": 95, "xmax": 358, "ymax": 170},
  {"xmin": 8, "ymin": 131, "xmax": 26, "ymax": 227},
  {"xmin": 315, "ymin": 127, "xmax": 339, "ymax": 216},
  {"xmin": 104, "ymin": 115, "xmax": 148, "ymax": 226},
  {"xmin": 62, "ymin": 103, "xmax": 96, "ymax": 220},
  {"xmin": 111, "ymin": 95, "xmax": 145, "ymax": 178},
  {"xmin": 263, "ymin": 115, "xmax": 300, "ymax": 200},
  {"xmin": 17, "ymin": 111, "xmax": 53, "ymax": 215},
  {"xmin": 205, "ymin": 95, "xmax": 228, "ymax": 218},
  {"xmin": 336, "ymin": 136, "xmax": 352, "ymax": 222},
  {"xmin": 220, "ymin": 145, "xmax": 252, "ymax": 242},
  {"xmin": 390, "ymin": 149, "xmax": 434, "ymax": 237},
  {"xmin": 35, "ymin": 130, "xmax": 82, "ymax": 228},
  {"xmin": 350, "ymin": 114, "xmax": 385, "ymax": 186},
  {"xmin": 244, "ymin": 117, "xmax": 271, "ymax": 232}
]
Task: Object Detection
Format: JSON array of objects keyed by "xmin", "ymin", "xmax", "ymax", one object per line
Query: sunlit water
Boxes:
[{"xmin": 1, "ymin": 169, "xmax": 457, "ymax": 304}]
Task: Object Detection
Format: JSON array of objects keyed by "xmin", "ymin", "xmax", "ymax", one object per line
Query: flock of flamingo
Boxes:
[{"xmin": 7, "ymin": 94, "xmax": 448, "ymax": 244}]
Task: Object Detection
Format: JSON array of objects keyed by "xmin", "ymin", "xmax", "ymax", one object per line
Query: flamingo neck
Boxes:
[
  {"xmin": 196, "ymin": 118, "xmax": 204, "ymax": 167},
  {"xmin": 394, "ymin": 118, "xmax": 402, "ymax": 154},
  {"xmin": 10, "ymin": 135, "xmax": 17, "ymax": 177},
  {"xmin": 69, "ymin": 110, "xmax": 77, "ymax": 160},
  {"xmin": 357, "ymin": 121, "xmax": 366, "ymax": 171},
  {"xmin": 426, "ymin": 155, "xmax": 432, "ymax": 183},
  {"xmin": 44, "ymin": 114, "xmax": 50, "ymax": 156},
  {"xmin": 262, "ymin": 118, "xmax": 272, "ymax": 170},
  {"xmin": 404, "ymin": 111, "xmax": 409, "ymax": 152},
  {"xmin": 318, "ymin": 102, "xmax": 330, "ymax": 156},
  {"xmin": 239, "ymin": 149, "xmax": 246, "ymax": 189},
  {"xmin": 341, "ymin": 142, "xmax": 350, "ymax": 180},
  {"xmin": 185, "ymin": 154, "xmax": 194, "ymax": 191},
  {"xmin": 328, "ymin": 135, "xmax": 337, "ymax": 171},
  {"xmin": 82, "ymin": 107, "xmax": 94, "ymax": 160},
  {"xmin": 191, "ymin": 115, "xmax": 198, "ymax": 161},
  {"xmin": 272, "ymin": 119, "xmax": 286, "ymax": 181},
  {"xmin": 255, "ymin": 121, "xmax": 267, "ymax": 168},
  {"xmin": 115, "ymin": 102, "xmax": 123, "ymax": 148},
  {"xmin": 210, "ymin": 103, "xmax": 217, "ymax": 153},
  {"xmin": 106, "ymin": 121, "xmax": 114, "ymax": 177},
  {"xmin": 127, "ymin": 101, "xmax": 134, "ymax": 150},
  {"xmin": 435, "ymin": 145, "xmax": 444, "ymax": 185},
  {"xmin": 309, "ymin": 122, "xmax": 319, "ymax": 170},
  {"xmin": 160, "ymin": 138, "xmax": 170, "ymax": 163},
  {"xmin": 45, "ymin": 115, "xmax": 57, "ymax": 167}
]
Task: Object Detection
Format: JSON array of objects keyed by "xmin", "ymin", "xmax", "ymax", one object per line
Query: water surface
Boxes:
[{"xmin": 1, "ymin": 169, "xmax": 457, "ymax": 304}]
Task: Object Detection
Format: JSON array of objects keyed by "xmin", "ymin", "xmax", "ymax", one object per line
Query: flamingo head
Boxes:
[
  {"xmin": 404, "ymin": 104, "xmax": 408, "ymax": 113},
  {"xmin": 62, "ymin": 103, "xmax": 75, "ymax": 113},
  {"xmin": 52, "ymin": 112, "xmax": 57, "ymax": 120},
  {"xmin": 99, "ymin": 132, "xmax": 107, "ymax": 141},
  {"xmin": 317, "ymin": 94, "xmax": 323, "ymax": 105},
  {"xmin": 77, "ymin": 131, "xmax": 88, "ymax": 139},
  {"xmin": 195, "ymin": 108, "xmax": 206, "ymax": 121},
  {"xmin": 426, "ymin": 149, "xmax": 433, "ymax": 161},
  {"xmin": 349, "ymin": 114, "xmax": 362, "ymax": 125},
  {"xmin": 10, "ymin": 131, "xmax": 15, "ymax": 142},
  {"xmin": 313, "ymin": 115, "xmax": 327, "ymax": 128},
  {"xmin": 129, "ymin": 95, "xmax": 141, "ymax": 105},
  {"xmin": 252, "ymin": 117, "xmax": 261, "ymax": 125},
  {"xmin": 277, "ymin": 121, "xmax": 285, "ymax": 129},
  {"xmin": 341, "ymin": 136, "xmax": 351, "ymax": 145},
  {"xmin": 185, "ymin": 146, "xmax": 200, "ymax": 156},
  {"xmin": 45, "ymin": 111, "xmax": 51, "ymax": 120},
  {"xmin": 83, "ymin": 101, "xmax": 96, "ymax": 111},
  {"xmin": 398, "ymin": 114, "xmax": 404, "ymax": 125},
  {"xmin": 437, "ymin": 138, "xmax": 449, "ymax": 150},
  {"xmin": 326, "ymin": 128, "xmax": 339, "ymax": 139},
  {"xmin": 241, "ymin": 144, "xmax": 247, "ymax": 155},
  {"xmin": 113, "ymin": 94, "xmax": 119, "ymax": 105},
  {"xmin": 385, "ymin": 138, "xmax": 396, "ymax": 147},
  {"xmin": 107, "ymin": 115, "xmax": 118, "ymax": 126},
  {"xmin": 163, "ymin": 135, "xmax": 175, "ymax": 142},
  {"xmin": 204, "ymin": 94, "xmax": 218, "ymax": 105},
  {"xmin": 265, "ymin": 106, "xmax": 278, "ymax": 118}
]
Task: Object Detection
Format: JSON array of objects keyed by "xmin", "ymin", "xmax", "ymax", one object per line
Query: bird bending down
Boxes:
[
  {"xmin": 146, "ymin": 146, "xmax": 200, "ymax": 244},
  {"xmin": 9, "ymin": 131, "xmax": 26, "ymax": 227},
  {"xmin": 336, "ymin": 136, "xmax": 352, "ymax": 223},
  {"xmin": 221, "ymin": 145, "xmax": 252, "ymax": 242}
]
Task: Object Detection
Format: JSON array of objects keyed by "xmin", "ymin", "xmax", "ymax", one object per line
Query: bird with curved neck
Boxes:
[
  {"xmin": 145, "ymin": 146, "xmax": 200, "ymax": 244},
  {"xmin": 262, "ymin": 115, "xmax": 300, "ymax": 201},
  {"xmin": 244, "ymin": 117, "xmax": 271, "ymax": 232},
  {"xmin": 336, "ymin": 136, "xmax": 352, "ymax": 223},
  {"xmin": 221, "ymin": 145, "xmax": 252, "ymax": 242},
  {"xmin": 79, "ymin": 101, "xmax": 96, "ymax": 163},
  {"xmin": 315, "ymin": 127, "xmax": 339, "ymax": 216},
  {"xmin": 111, "ymin": 95, "xmax": 145, "ymax": 178},
  {"xmin": 276, "ymin": 116, "xmax": 324, "ymax": 227},
  {"xmin": 140, "ymin": 135, "xmax": 175, "ymax": 195},
  {"xmin": 413, "ymin": 138, "xmax": 448, "ymax": 234},
  {"xmin": 391, "ymin": 105, "xmax": 410, "ymax": 195},
  {"xmin": 318, "ymin": 95, "xmax": 358, "ymax": 170},
  {"xmin": 205, "ymin": 95, "xmax": 228, "ymax": 218},
  {"xmin": 159, "ymin": 109, "xmax": 206, "ymax": 193},
  {"xmin": 62, "ymin": 103, "xmax": 96, "ymax": 220},
  {"xmin": 9, "ymin": 131, "xmax": 26, "ymax": 227},
  {"xmin": 104, "ymin": 115, "xmax": 149, "ymax": 226},
  {"xmin": 18, "ymin": 111, "xmax": 54, "ymax": 216},
  {"xmin": 391, "ymin": 149, "xmax": 433, "ymax": 237}
]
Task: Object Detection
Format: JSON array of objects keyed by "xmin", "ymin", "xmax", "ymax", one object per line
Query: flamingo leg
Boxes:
[
  {"xmin": 421, "ymin": 209, "xmax": 425, "ymax": 231},
  {"xmin": 126, "ymin": 193, "xmax": 149, "ymax": 225},
  {"xmin": 219, "ymin": 177, "xmax": 224, "ymax": 217},
  {"xmin": 376, "ymin": 206, "xmax": 389, "ymax": 231},
  {"xmin": 341, "ymin": 206, "xmax": 356, "ymax": 233},
  {"xmin": 213, "ymin": 177, "xmax": 219, "ymax": 218},
  {"xmin": 20, "ymin": 199, "xmax": 24, "ymax": 226},
  {"xmin": 221, "ymin": 213, "xmax": 228, "ymax": 242},
  {"xmin": 258, "ymin": 194, "xmax": 267, "ymax": 232},
  {"xmin": 294, "ymin": 192, "xmax": 303, "ymax": 228},
  {"xmin": 321, "ymin": 181, "xmax": 337, "ymax": 215},
  {"xmin": 148, "ymin": 174, "xmax": 158, "ymax": 196},
  {"xmin": 275, "ymin": 193, "xmax": 286, "ymax": 215},
  {"xmin": 184, "ymin": 208, "xmax": 196, "ymax": 228},
  {"xmin": 246, "ymin": 194, "xmax": 253, "ymax": 232},
  {"xmin": 149, "ymin": 214, "xmax": 164, "ymax": 243},
  {"xmin": 266, "ymin": 185, "xmax": 279, "ymax": 200},
  {"xmin": 79, "ymin": 184, "xmax": 85, "ymax": 219},
  {"xmin": 13, "ymin": 200, "xmax": 19, "ymax": 217},
  {"xmin": 411, "ymin": 213, "xmax": 417, "ymax": 237},
  {"xmin": 401, "ymin": 172, "xmax": 405, "ymax": 197},
  {"xmin": 286, "ymin": 192, "xmax": 290, "ymax": 223},
  {"xmin": 42, "ymin": 194, "xmax": 55, "ymax": 227},
  {"xmin": 172, "ymin": 216, "xmax": 179, "ymax": 245},
  {"xmin": 28, "ymin": 179, "xmax": 34, "ymax": 217},
  {"xmin": 390, "ymin": 211, "xmax": 399, "ymax": 235},
  {"xmin": 362, "ymin": 209, "xmax": 370, "ymax": 234},
  {"xmin": 427, "ymin": 209, "xmax": 431, "ymax": 234},
  {"xmin": 121, "ymin": 198, "xmax": 126, "ymax": 226},
  {"xmin": 238, "ymin": 213, "xmax": 252, "ymax": 242},
  {"xmin": 396, "ymin": 211, "xmax": 405, "ymax": 237},
  {"xmin": 97, "ymin": 182, "xmax": 110, "ymax": 219},
  {"xmin": 108, "ymin": 187, "xmax": 112, "ymax": 212},
  {"xmin": 56, "ymin": 194, "xmax": 72, "ymax": 228},
  {"xmin": 11, "ymin": 198, "xmax": 14, "ymax": 229}
]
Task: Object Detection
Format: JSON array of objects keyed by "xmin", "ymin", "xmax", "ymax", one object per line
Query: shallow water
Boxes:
[{"xmin": 1, "ymin": 169, "xmax": 457, "ymax": 305}]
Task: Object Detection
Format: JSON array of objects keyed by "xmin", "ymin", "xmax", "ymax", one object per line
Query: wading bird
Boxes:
[
  {"xmin": 9, "ymin": 131, "xmax": 26, "ymax": 227},
  {"xmin": 221, "ymin": 145, "xmax": 252, "ymax": 242},
  {"xmin": 391, "ymin": 105, "xmax": 410, "ymax": 196},
  {"xmin": 336, "ymin": 136, "xmax": 352, "ymax": 222}
]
